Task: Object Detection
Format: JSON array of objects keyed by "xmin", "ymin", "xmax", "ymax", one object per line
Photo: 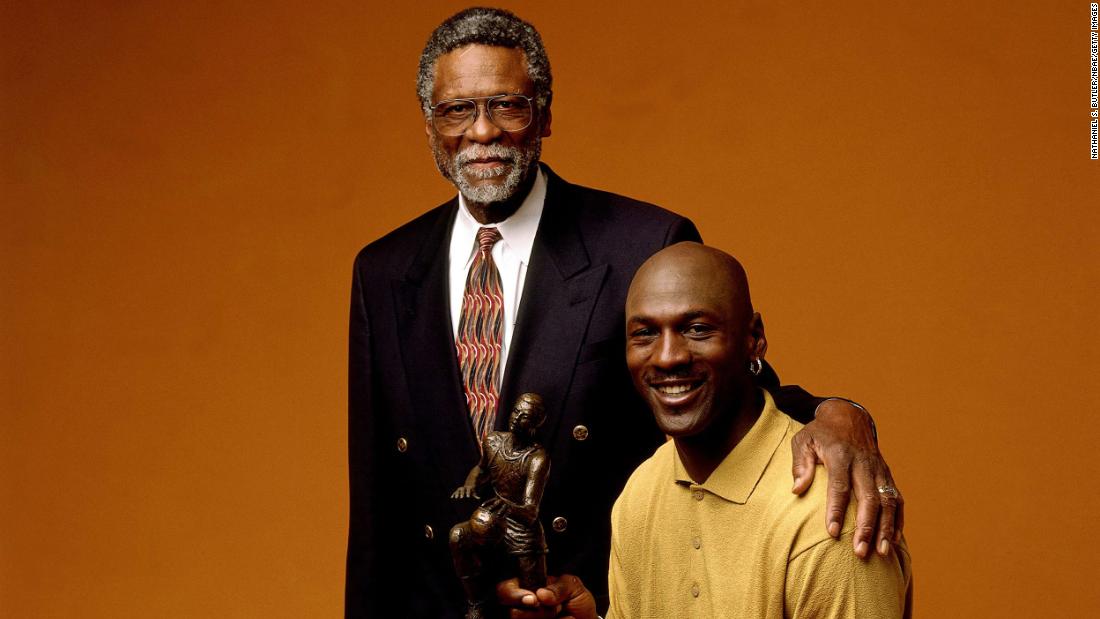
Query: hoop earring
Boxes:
[{"xmin": 749, "ymin": 358, "xmax": 763, "ymax": 376}]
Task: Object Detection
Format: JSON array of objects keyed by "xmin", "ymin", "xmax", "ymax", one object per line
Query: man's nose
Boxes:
[
  {"xmin": 465, "ymin": 103, "xmax": 503, "ymax": 143},
  {"xmin": 653, "ymin": 333, "xmax": 691, "ymax": 369}
]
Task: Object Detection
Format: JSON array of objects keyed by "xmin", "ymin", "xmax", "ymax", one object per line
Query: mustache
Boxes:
[
  {"xmin": 644, "ymin": 369, "xmax": 704, "ymax": 383},
  {"xmin": 454, "ymin": 144, "xmax": 520, "ymax": 167}
]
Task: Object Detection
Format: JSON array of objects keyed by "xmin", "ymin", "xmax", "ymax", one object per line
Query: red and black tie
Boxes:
[{"xmin": 456, "ymin": 227, "xmax": 504, "ymax": 445}]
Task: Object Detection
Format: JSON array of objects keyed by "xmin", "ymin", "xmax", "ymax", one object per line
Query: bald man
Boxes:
[{"xmin": 502, "ymin": 243, "xmax": 912, "ymax": 619}]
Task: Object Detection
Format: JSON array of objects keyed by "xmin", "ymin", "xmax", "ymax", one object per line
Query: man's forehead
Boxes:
[
  {"xmin": 628, "ymin": 268, "xmax": 735, "ymax": 319},
  {"xmin": 627, "ymin": 290, "xmax": 730, "ymax": 321},
  {"xmin": 433, "ymin": 44, "xmax": 530, "ymax": 96},
  {"xmin": 448, "ymin": 43, "xmax": 525, "ymax": 65}
]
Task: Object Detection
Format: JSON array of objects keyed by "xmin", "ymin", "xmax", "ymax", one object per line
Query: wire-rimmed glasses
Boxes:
[{"xmin": 430, "ymin": 94, "xmax": 535, "ymax": 136}]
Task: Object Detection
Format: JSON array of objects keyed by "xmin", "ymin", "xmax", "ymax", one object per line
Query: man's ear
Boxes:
[
  {"xmin": 424, "ymin": 115, "xmax": 433, "ymax": 140},
  {"xmin": 749, "ymin": 312, "xmax": 768, "ymax": 360}
]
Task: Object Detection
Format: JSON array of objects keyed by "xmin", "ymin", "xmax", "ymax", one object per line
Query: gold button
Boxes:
[
  {"xmin": 692, "ymin": 536, "xmax": 702, "ymax": 549},
  {"xmin": 572, "ymin": 425, "xmax": 589, "ymax": 441},
  {"xmin": 423, "ymin": 524, "xmax": 434, "ymax": 540},
  {"xmin": 552, "ymin": 516, "xmax": 568, "ymax": 533},
  {"xmin": 691, "ymin": 584, "xmax": 700, "ymax": 598},
  {"xmin": 396, "ymin": 437, "xmax": 408, "ymax": 453},
  {"xmin": 692, "ymin": 490, "xmax": 704, "ymax": 501}
]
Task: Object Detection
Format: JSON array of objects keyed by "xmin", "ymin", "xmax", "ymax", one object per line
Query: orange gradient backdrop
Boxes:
[{"xmin": 3, "ymin": 1, "xmax": 1097, "ymax": 616}]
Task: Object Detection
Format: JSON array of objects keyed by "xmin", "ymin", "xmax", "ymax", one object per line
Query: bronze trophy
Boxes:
[{"xmin": 450, "ymin": 393, "xmax": 550, "ymax": 619}]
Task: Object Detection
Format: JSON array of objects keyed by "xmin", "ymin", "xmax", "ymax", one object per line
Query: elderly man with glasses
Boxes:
[{"xmin": 346, "ymin": 8, "xmax": 903, "ymax": 618}]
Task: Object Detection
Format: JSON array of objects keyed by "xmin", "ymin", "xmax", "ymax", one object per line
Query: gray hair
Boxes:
[{"xmin": 416, "ymin": 7, "xmax": 553, "ymax": 117}]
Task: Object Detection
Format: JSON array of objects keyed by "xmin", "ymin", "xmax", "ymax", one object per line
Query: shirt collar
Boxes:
[
  {"xmin": 454, "ymin": 167, "xmax": 546, "ymax": 266},
  {"xmin": 672, "ymin": 389, "xmax": 791, "ymax": 504}
]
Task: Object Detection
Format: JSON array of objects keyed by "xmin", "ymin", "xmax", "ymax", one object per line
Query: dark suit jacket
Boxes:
[{"xmin": 346, "ymin": 166, "xmax": 817, "ymax": 617}]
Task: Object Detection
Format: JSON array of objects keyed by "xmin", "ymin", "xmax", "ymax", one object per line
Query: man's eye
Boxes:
[
  {"xmin": 685, "ymin": 324, "xmax": 713, "ymax": 336},
  {"xmin": 630, "ymin": 327, "xmax": 656, "ymax": 339},
  {"xmin": 490, "ymin": 96, "xmax": 529, "ymax": 110},
  {"xmin": 439, "ymin": 102, "xmax": 474, "ymax": 118}
]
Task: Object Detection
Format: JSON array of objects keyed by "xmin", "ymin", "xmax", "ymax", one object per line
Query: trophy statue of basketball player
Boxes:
[{"xmin": 449, "ymin": 393, "xmax": 550, "ymax": 619}]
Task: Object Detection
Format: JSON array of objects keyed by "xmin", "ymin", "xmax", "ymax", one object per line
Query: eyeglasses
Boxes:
[{"xmin": 430, "ymin": 94, "xmax": 535, "ymax": 136}]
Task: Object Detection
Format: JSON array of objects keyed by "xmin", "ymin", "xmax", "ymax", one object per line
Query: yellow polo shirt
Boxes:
[{"xmin": 607, "ymin": 390, "xmax": 912, "ymax": 618}]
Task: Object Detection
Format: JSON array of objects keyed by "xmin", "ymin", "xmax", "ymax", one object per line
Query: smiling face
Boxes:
[
  {"xmin": 425, "ymin": 44, "xmax": 551, "ymax": 216},
  {"xmin": 625, "ymin": 243, "xmax": 764, "ymax": 439}
]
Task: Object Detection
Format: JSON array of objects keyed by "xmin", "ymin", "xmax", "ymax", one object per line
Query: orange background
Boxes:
[{"xmin": 3, "ymin": 1, "xmax": 1097, "ymax": 616}]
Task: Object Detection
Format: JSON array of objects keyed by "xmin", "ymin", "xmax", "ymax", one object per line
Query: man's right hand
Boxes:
[{"xmin": 496, "ymin": 574, "xmax": 597, "ymax": 619}]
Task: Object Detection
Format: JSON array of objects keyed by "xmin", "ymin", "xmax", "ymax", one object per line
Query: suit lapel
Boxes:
[
  {"xmin": 392, "ymin": 201, "xmax": 482, "ymax": 482},
  {"xmin": 500, "ymin": 170, "xmax": 609, "ymax": 450}
]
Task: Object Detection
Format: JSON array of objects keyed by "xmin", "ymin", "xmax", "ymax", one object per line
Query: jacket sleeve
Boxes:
[
  {"xmin": 758, "ymin": 364, "xmax": 822, "ymax": 424},
  {"xmin": 345, "ymin": 255, "xmax": 384, "ymax": 617}
]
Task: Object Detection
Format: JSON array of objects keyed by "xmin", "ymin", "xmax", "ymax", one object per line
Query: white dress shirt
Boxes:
[{"xmin": 448, "ymin": 168, "xmax": 547, "ymax": 382}]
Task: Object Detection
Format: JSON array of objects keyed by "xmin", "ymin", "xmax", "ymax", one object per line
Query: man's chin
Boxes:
[
  {"xmin": 651, "ymin": 399, "xmax": 712, "ymax": 438},
  {"xmin": 451, "ymin": 155, "xmax": 539, "ymax": 207},
  {"xmin": 456, "ymin": 173, "xmax": 526, "ymax": 205},
  {"xmin": 458, "ymin": 185, "xmax": 517, "ymax": 206}
]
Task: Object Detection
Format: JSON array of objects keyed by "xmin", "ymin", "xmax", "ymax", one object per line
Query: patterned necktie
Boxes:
[{"xmin": 456, "ymin": 227, "xmax": 504, "ymax": 445}]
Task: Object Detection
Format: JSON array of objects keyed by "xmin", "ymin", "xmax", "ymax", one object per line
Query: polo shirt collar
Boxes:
[{"xmin": 672, "ymin": 389, "xmax": 791, "ymax": 504}]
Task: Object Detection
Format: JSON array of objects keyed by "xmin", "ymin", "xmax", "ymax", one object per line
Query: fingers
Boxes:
[
  {"xmin": 849, "ymin": 455, "xmax": 880, "ymax": 559},
  {"xmin": 793, "ymin": 422, "xmax": 858, "ymax": 541},
  {"xmin": 496, "ymin": 578, "xmax": 537, "ymax": 607},
  {"xmin": 537, "ymin": 575, "xmax": 598, "ymax": 619},
  {"xmin": 790, "ymin": 429, "xmax": 819, "ymax": 495},
  {"xmin": 498, "ymin": 578, "xmax": 560, "ymax": 619},
  {"xmin": 819, "ymin": 444, "xmax": 853, "ymax": 539},
  {"xmin": 894, "ymin": 479, "xmax": 905, "ymax": 543},
  {"xmin": 537, "ymin": 574, "xmax": 581, "ymax": 604},
  {"xmin": 875, "ymin": 496, "xmax": 895, "ymax": 556},
  {"xmin": 875, "ymin": 464, "xmax": 904, "ymax": 554},
  {"xmin": 801, "ymin": 400, "xmax": 904, "ymax": 558}
]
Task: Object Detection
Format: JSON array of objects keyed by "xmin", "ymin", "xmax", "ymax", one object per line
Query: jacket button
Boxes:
[
  {"xmin": 551, "ymin": 517, "xmax": 568, "ymax": 533},
  {"xmin": 424, "ymin": 524, "xmax": 434, "ymax": 540},
  {"xmin": 396, "ymin": 437, "xmax": 408, "ymax": 453},
  {"xmin": 572, "ymin": 425, "xmax": 589, "ymax": 441}
]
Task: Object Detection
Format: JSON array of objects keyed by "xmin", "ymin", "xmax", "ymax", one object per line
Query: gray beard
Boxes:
[{"xmin": 432, "ymin": 138, "xmax": 542, "ymax": 205}]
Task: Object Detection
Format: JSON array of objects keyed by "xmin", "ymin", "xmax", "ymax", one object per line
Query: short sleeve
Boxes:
[{"xmin": 786, "ymin": 532, "xmax": 912, "ymax": 619}]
